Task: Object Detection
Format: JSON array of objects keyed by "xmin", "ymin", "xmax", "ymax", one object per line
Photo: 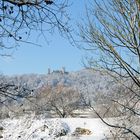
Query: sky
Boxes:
[{"xmin": 0, "ymin": 0, "xmax": 87, "ymax": 75}]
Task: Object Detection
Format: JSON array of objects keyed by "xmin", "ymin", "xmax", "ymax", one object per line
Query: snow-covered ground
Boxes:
[{"xmin": 0, "ymin": 115, "xmax": 111, "ymax": 140}]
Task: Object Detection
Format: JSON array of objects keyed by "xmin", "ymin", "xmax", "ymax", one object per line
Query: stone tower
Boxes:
[{"xmin": 48, "ymin": 68, "xmax": 51, "ymax": 74}]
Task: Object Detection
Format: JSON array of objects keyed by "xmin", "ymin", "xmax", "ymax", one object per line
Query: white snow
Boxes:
[{"xmin": 0, "ymin": 115, "xmax": 111, "ymax": 140}]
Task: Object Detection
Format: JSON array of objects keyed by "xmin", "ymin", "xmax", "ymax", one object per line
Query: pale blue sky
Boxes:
[{"xmin": 0, "ymin": 0, "xmax": 87, "ymax": 75}]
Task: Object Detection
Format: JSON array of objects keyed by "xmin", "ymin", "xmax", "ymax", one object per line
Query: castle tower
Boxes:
[{"xmin": 48, "ymin": 68, "xmax": 51, "ymax": 74}]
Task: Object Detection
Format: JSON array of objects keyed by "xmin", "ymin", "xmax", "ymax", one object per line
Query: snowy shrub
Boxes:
[{"xmin": 46, "ymin": 120, "xmax": 70, "ymax": 138}]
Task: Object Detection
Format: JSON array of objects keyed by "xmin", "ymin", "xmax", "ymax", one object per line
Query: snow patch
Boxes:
[{"xmin": 0, "ymin": 116, "xmax": 110, "ymax": 140}]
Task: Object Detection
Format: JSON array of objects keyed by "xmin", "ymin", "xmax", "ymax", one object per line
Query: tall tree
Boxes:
[{"xmin": 80, "ymin": 0, "xmax": 140, "ymax": 139}]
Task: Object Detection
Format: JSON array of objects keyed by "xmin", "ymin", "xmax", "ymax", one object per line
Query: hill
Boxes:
[{"xmin": 0, "ymin": 69, "xmax": 125, "ymax": 118}]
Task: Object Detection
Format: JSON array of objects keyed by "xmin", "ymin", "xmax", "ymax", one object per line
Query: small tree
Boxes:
[
  {"xmin": 36, "ymin": 85, "xmax": 80, "ymax": 118},
  {"xmin": 0, "ymin": 74, "xmax": 34, "ymax": 118}
]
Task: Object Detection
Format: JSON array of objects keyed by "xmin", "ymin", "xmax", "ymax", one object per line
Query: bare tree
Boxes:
[
  {"xmin": 35, "ymin": 85, "xmax": 80, "ymax": 118},
  {"xmin": 0, "ymin": 0, "xmax": 70, "ymax": 55},
  {"xmin": 79, "ymin": 0, "xmax": 140, "ymax": 139}
]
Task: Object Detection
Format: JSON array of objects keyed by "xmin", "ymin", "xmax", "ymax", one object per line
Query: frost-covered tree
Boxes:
[{"xmin": 36, "ymin": 85, "xmax": 80, "ymax": 118}]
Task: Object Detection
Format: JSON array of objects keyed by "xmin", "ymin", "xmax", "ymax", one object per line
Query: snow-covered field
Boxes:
[{"xmin": 0, "ymin": 115, "xmax": 111, "ymax": 140}]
